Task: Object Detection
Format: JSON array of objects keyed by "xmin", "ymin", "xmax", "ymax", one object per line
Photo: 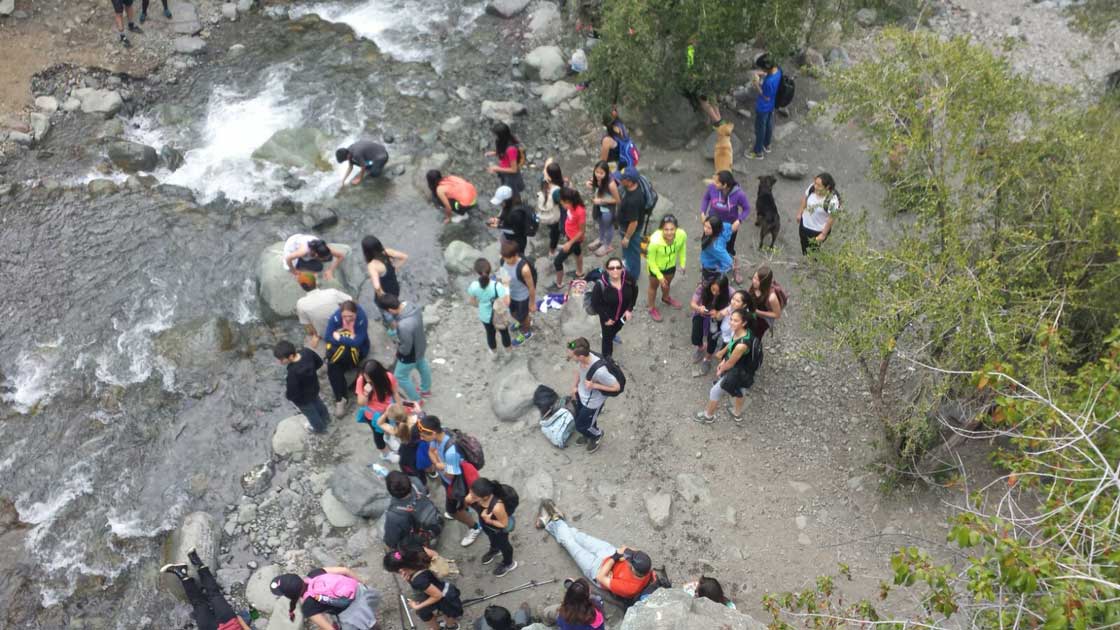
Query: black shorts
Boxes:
[
  {"xmin": 553, "ymin": 243, "xmax": 583, "ymax": 271},
  {"xmin": 509, "ymin": 298, "xmax": 530, "ymax": 322},
  {"xmin": 294, "ymin": 258, "xmax": 326, "ymax": 272},
  {"xmin": 112, "ymin": 0, "xmax": 134, "ymax": 12},
  {"xmin": 650, "ymin": 266, "xmax": 676, "ymax": 280},
  {"xmin": 416, "ymin": 584, "xmax": 464, "ymax": 621},
  {"xmin": 451, "ymin": 201, "xmax": 476, "ymax": 215}
]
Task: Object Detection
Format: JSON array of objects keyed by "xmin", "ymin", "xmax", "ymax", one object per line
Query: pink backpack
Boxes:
[{"xmin": 303, "ymin": 573, "xmax": 358, "ymax": 606}]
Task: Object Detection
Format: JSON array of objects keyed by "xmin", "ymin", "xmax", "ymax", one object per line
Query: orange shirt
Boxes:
[
  {"xmin": 440, "ymin": 176, "xmax": 477, "ymax": 206},
  {"xmin": 602, "ymin": 559, "xmax": 653, "ymax": 599}
]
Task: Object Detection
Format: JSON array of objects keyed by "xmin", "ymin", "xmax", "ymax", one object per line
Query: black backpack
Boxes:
[
  {"xmin": 500, "ymin": 484, "xmax": 520, "ymax": 515},
  {"xmin": 587, "ymin": 355, "xmax": 626, "ymax": 397},
  {"xmin": 523, "ymin": 206, "xmax": 541, "ymax": 237},
  {"xmin": 582, "ymin": 268, "xmax": 605, "ymax": 315},
  {"xmin": 516, "ymin": 257, "xmax": 539, "ymax": 289},
  {"xmin": 394, "ymin": 488, "xmax": 443, "ymax": 542},
  {"xmin": 776, "ymin": 70, "xmax": 795, "ymax": 108}
]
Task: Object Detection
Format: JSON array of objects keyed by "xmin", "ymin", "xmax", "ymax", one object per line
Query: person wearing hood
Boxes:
[
  {"xmin": 700, "ymin": 170, "xmax": 750, "ymax": 284},
  {"xmin": 376, "ymin": 293, "xmax": 431, "ymax": 400},
  {"xmin": 323, "ymin": 301, "xmax": 370, "ymax": 418}
]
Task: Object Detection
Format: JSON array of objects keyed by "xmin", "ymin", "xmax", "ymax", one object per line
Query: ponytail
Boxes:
[{"xmin": 474, "ymin": 258, "xmax": 492, "ymax": 289}]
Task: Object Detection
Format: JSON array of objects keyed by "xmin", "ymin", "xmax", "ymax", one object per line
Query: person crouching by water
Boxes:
[
  {"xmin": 336, "ymin": 140, "xmax": 389, "ymax": 187},
  {"xmin": 427, "ymin": 170, "xmax": 478, "ymax": 224},
  {"xmin": 282, "ymin": 234, "xmax": 345, "ymax": 283}
]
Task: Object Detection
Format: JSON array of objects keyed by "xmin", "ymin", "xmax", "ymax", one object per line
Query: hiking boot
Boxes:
[
  {"xmin": 648, "ymin": 307, "xmax": 662, "ymax": 322},
  {"xmin": 186, "ymin": 547, "xmax": 205, "ymax": 569},
  {"xmin": 536, "ymin": 499, "xmax": 564, "ymax": 529},
  {"xmin": 333, "ymin": 399, "xmax": 348, "ymax": 417},
  {"xmin": 494, "ymin": 561, "xmax": 518, "ymax": 577},
  {"xmin": 481, "ymin": 549, "xmax": 501, "ymax": 565},
  {"xmin": 128, "ymin": 22, "xmax": 143, "ymax": 33},
  {"xmin": 164, "ymin": 8, "xmax": 172, "ymax": 17},
  {"xmin": 587, "ymin": 433, "xmax": 603, "ymax": 453},
  {"xmin": 460, "ymin": 527, "xmax": 482, "ymax": 547},
  {"xmin": 160, "ymin": 563, "xmax": 189, "ymax": 580}
]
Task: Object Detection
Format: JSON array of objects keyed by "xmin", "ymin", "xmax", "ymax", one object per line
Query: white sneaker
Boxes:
[
  {"xmin": 381, "ymin": 451, "xmax": 401, "ymax": 464},
  {"xmin": 304, "ymin": 421, "xmax": 315, "ymax": 433},
  {"xmin": 460, "ymin": 527, "xmax": 482, "ymax": 547},
  {"xmin": 451, "ymin": 214, "xmax": 468, "ymax": 224},
  {"xmin": 386, "ymin": 435, "xmax": 402, "ymax": 451}
]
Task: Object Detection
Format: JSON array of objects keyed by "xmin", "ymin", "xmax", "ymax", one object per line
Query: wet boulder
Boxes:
[
  {"xmin": 490, "ymin": 356, "xmax": 539, "ymax": 421},
  {"xmin": 251, "ymin": 127, "xmax": 332, "ymax": 171},
  {"xmin": 328, "ymin": 462, "xmax": 391, "ymax": 519},
  {"xmin": 443, "ymin": 240, "xmax": 483, "ymax": 275},
  {"xmin": 485, "ymin": 0, "xmax": 529, "ymax": 18},
  {"xmin": 107, "ymin": 140, "xmax": 159, "ymax": 173},
  {"xmin": 73, "ymin": 88, "xmax": 123, "ymax": 117},
  {"xmin": 255, "ymin": 240, "xmax": 352, "ymax": 322},
  {"xmin": 160, "ymin": 145, "xmax": 185, "ymax": 171},
  {"xmin": 480, "ymin": 100, "xmax": 527, "ymax": 124},
  {"xmin": 154, "ymin": 316, "xmax": 237, "ymax": 396},
  {"xmin": 524, "ymin": 45, "xmax": 567, "ymax": 82},
  {"xmin": 87, "ymin": 179, "xmax": 119, "ymax": 196},
  {"xmin": 620, "ymin": 588, "xmax": 766, "ymax": 629},
  {"xmin": 160, "ymin": 512, "xmax": 221, "ymax": 602}
]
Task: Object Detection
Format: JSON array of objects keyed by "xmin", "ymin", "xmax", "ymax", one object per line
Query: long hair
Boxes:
[
  {"xmin": 558, "ymin": 577, "xmax": 597, "ymax": 625},
  {"xmin": 696, "ymin": 576, "xmax": 729, "ymax": 605},
  {"xmin": 425, "ymin": 170, "xmax": 443, "ymax": 205},
  {"xmin": 492, "ymin": 122, "xmax": 519, "ymax": 155},
  {"xmin": 382, "ymin": 546, "xmax": 431, "ymax": 573},
  {"xmin": 545, "ymin": 161, "xmax": 564, "ymax": 188},
  {"xmin": 702, "ymin": 274, "xmax": 731, "ymax": 312},
  {"xmin": 591, "ymin": 160, "xmax": 613, "ymax": 196},
  {"xmin": 470, "ymin": 478, "xmax": 508, "ymax": 505},
  {"xmin": 361, "ymin": 359, "xmax": 393, "ymax": 402},
  {"xmin": 754, "ymin": 265, "xmax": 774, "ymax": 310},
  {"xmin": 558, "ymin": 187, "xmax": 584, "ymax": 208},
  {"xmin": 701, "ymin": 216, "xmax": 724, "ymax": 251},
  {"xmin": 815, "ymin": 172, "xmax": 840, "ymax": 203},
  {"xmin": 361, "ymin": 235, "xmax": 389, "ymax": 265},
  {"xmin": 474, "ymin": 257, "xmax": 492, "ymax": 289},
  {"xmin": 716, "ymin": 170, "xmax": 738, "ymax": 196}
]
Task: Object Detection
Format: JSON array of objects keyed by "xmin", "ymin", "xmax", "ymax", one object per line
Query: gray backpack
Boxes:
[{"xmin": 539, "ymin": 405, "xmax": 575, "ymax": 448}]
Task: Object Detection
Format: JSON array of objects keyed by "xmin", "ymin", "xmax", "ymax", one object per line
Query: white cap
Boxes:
[{"xmin": 490, "ymin": 185, "xmax": 513, "ymax": 206}]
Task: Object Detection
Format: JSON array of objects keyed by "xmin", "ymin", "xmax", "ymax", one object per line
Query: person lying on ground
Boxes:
[{"xmin": 161, "ymin": 548, "xmax": 249, "ymax": 630}]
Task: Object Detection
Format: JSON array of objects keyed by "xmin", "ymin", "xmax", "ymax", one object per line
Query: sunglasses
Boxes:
[{"xmin": 607, "ymin": 265, "xmax": 623, "ymax": 270}]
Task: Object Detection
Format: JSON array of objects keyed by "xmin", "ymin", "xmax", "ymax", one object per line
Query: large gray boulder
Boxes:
[
  {"xmin": 0, "ymin": 0, "xmax": 14, "ymax": 16},
  {"xmin": 328, "ymin": 462, "xmax": 391, "ymax": 519},
  {"xmin": 527, "ymin": 2, "xmax": 561, "ymax": 41},
  {"xmin": 537, "ymin": 81, "xmax": 579, "ymax": 108},
  {"xmin": 255, "ymin": 240, "xmax": 352, "ymax": 322},
  {"xmin": 73, "ymin": 88, "xmax": 123, "ymax": 118},
  {"xmin": 108, "ymin": 141, "xmax": 159, "ymax": 173},
  {"xmin": 160, "ymin": 512, "xmax": 221, "ymax": 602},
  {"xmin": 778, "ymin": 161, "xmax": 809, "ymax": 180},
  {"xmin": 485, "ymin": 0, "xmax": 530, "ymax": 18},
  {"xmin": 444, "ymin": 240, "xmax": 483, "ymax": 275},
  {"xmin": 173, "ymin": 36, "xmax": 207, "ymax": 55},
  {"xmin": 490, "ymin": 356, "xmax": 538, "ymax": 421},
  {"xmin": 321, "ymin": 489, "xmax": 360, "ymax": 528},
  {"xmin": 480, "ymin": 100, "xmax": 527, "ymax": 124},
  {"xmin": 267, "ymin": 597, "xmax": 304, "ymax": 629},
  {"xmin": 271, "ymin": 415, "xmax": 308, "ymax": 460},
  {"xmin": 620, "ymin": 588, "xmax": 767, "ymax": 630},
  {"xmin": 170, "ymin": 1, "xmax": 203, "ymax": 34},
  {"xmin": 524, "ymin": 45, "xmax": 567, "ymax": 82},
  {"xmin": 154, "ymin": 316, "xmax": 237, "ymax": 397},
  {"xmin": 251, "ymin": 128, "xmax": 332, "ymax": 171}
]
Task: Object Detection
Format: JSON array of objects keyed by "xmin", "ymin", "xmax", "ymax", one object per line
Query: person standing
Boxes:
[
  {"xmin": 747, "ymin": 55, "xmax": 782, "ymax": 159},
  {"xmin": 486, "ymin": 122, "xmax": 525, "ymax": 196},
  {"xmin": 468, "ymin": 258, "xmax": 512, "ymax": 358},
  {"xmin": 375, "ymin": 294, "xmax": 432, "ymax": 400},
  {"xmin": 796, "ymin": 172, "xmax": 840, "ymax": 255},
  {"xmin": 487, "ymin": 186, "xmax": 531, "ymax": 256},
  {"xmin": 110, "ymin": 0, "xmax": 143, "ymax": 48},
  {"xmin": 500, "ymin": 241, "xmax": 536, "ymax": 346},
  {"xmin": 699, "ymin": 216, "xmax": 733, "ymax": 278},
  {"xmin": 700, "ymin": 170, "xmax": 750, "ymax": 283},
  {"xmin": 274, "ymin": 340, "xmax": 330, "ymax": 434},
  {"xmin": 616, "ymin": 168, "xmax": 647, "ymax": 279},
  {"xmin": 355, "ymin": 359, "xmax": 409, "ymax": 463},
  {"xmin": 550, "ymin": 188, "xmax": 587, "ymax": 291},
  {"xmin": 362, "ymin": 235, "xmax": 407, "ymax": 334},
  {"xmin": 323, "ymin": 301, "xmax": 370, "ymax": 418},
  {"xmin": 161, "ymin": 549, "xmax": 249, "ymax": 630},
  {"xmin": 417, "ymin": 415, "xmax": 483, "ymax": 547},
  {"xmin": 645, "ymin": 215, "xmax": 687, "ymax": 322},
  {"xmin": 139, "ymin": 0, "xmax": 170, "ymax": 22},
  {"xmin": 294, "ymin": 274, "xmax": 353, "ymax": 350},
  {"xmin": 426, "ymin": 170, "xmax": 478, "ymax": 224},
  {"xmin": 588, "ymin": 257, "xmax": 637, "ymax": 357},
  {"xmin": 696, "ymin": 308, "xmax": 756, "ymax": 424},
  {"xmin": 689, "ymin": 274, "xmax": 732, "ymax": 376},
  {"xmin": 465, "ymin": 478, "xmax": 519, "ymax": 577},
  {"xmin": 565, "ymin": 338, "xmax": 620, "ymax": 454},
  {"xmin": 748, "ymin": 265, "xmax": 784, "ymax": 337},
  {"xmin": 336, "ymin": 140, "xmax": 389, "ymax": 186},
  {"xmin": 538, "ymin": 159, "xmax": 566, "ymax": 256},
  {"xmin": 598, "ymin": 114, "xmax": 636, "ymax": 172},
  {"xmin": 586, "ymin": 161, "xmax": 620, "ymax": 257}
]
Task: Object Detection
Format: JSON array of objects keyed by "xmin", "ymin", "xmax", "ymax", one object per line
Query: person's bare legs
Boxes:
[
  {"xmin": 575, "ymin": 252, "xmax": 583, "ymax": 277},
  {"xmin": 646, "ymin": 275, "xmax": 659, "ymax": 307}
]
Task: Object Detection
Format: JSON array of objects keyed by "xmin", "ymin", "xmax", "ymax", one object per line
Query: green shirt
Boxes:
[{"xmin": 646, "ymin": 228, "xmax": 688, "ymax": 278}]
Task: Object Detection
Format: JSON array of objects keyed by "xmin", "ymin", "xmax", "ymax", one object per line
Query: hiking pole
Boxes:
[
  {"xmin": 461, "ymin": 578, "xmax": 559, "ymax": 607},
  {"xmin": 393, "ymin": 574, "xmax": 418, "ymax": 630}
]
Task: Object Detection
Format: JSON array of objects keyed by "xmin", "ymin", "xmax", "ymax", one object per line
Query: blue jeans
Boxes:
[
  {"xmin": 298, "ymin": 398, "xmax": 330, "ymax": 433},
  {"xmin": 394, "ymin": 357, "xmax": 432, "ymax": 399},
  {"xmin": 597, "ymin": 208, "xmax": 615, "ymax": 246},
  {"xmin": 623, "ymin": 232, "xmax": 642, "ymax": 279},
  {"xmin": 545, "ymin": 519, "xmax": 615, "ymax": 582},
  {"xmin": 753, "ymin": 109, "xmax": 774, "ymax": 155}
]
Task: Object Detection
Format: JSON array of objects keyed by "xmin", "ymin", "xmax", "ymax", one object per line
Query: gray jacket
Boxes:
[{"xmin": 396, "ymin": 302, "xmax": 426, "ymax": 363}]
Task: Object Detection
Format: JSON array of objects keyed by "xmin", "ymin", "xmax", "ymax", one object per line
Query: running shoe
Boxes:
[
  {"xmin": 187, "ymin": 548, "xmax": 204, "ymax": 568},
  {"xmin": 120, "ymin": 34, "xmax": 131, "ymax": 48},
  {"xmin": 139, "ymin": 11, "xmax": 147, "ymax": 22},
  {"xmin": 694, "ymin": 411, "xmax": 715, "ymax": 424},
  {"xmin": 663, "ymin": 295, "xmax": 683, "ymax": 309},
  {"xmin": 481, "ymin": 549, "xmax": 501, "ymax": 565},
  {"xmin": 128, "ymin": 22, "xmax": 143, "ymax": 33},
  {"xmin": 160, "ymin": 563, "xmax": 189, "ymax": 580},
  {"xmin": 512, "ymin": 331, "xmax": 532, "ymax": 346},
  {"xmin": 587, "ymin": 433, "xmax": 604, "ymax": 453},
  {"xmin": 494, "ymin": 561, "xmax": 518, "ymax": 577},
  {"xmin": 648, "ymin": 307, "xmax": 662, "ymax": 322},
  {"xmin": 461, "ymin": 527, "xmax": 482, "ymax": 547}
]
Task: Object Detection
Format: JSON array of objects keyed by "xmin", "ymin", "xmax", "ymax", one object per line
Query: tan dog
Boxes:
[{"xmin": 713, "ymin": 122, "xmax": 734, "ymax": 176}]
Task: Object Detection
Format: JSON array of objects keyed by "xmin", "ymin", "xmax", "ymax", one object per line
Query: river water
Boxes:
[{"xmin": 0, "ymin": 0, "xmax": 498, "ymax": 625}]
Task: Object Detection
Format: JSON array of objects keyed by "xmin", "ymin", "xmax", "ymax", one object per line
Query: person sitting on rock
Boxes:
[
  {"xmin": 295, "ymin": 273, "xmax": 353, "ymax": 350},
  {"xmin": 282, "ymin": 233, "xmax": 345, "ymax": 281},
  {"xmin": 535, "ymin": 499, "xmax": 657, "ymax": 602},
  {"xmin": 427, "ymin": 170, "xmax": 479, "ymax": 224},
  {"xmin": 271, "ymin": 566, "xmax": 377, "ymax": 630},
  {"xmin": 336, "ymin": 140, "xmax": 389, "ymax": 186},
  {"xmin": 384, "ymin": 470, "xmax": 443, "ymax": 552},
  {"xmin": 161, "ymin": 548, "xmax": 249, "ymax": 630}
]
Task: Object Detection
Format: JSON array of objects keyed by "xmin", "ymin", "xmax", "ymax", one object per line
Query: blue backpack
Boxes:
[{"xmin": 616, "ymin": 134, "xmax": 640, "ymax": 169}]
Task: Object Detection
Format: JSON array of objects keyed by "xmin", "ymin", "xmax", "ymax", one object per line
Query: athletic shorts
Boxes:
[
  {"xmin": 509, "ymin": 298, "xmax": 530, "ymax": 323},
  {"xmin": 553, "ymin": 243, "xmax": 582, "ymax": 271},
  {"xmin": 111, "ymin": 0, "xmax": 134, "ymax": 13},
  {"xmin": 451, "ymin": 201, "xmax": 476, "ymax": 215},
  {"xmin": 650, "ymin": 266, "xmax": 676, "ymax": 280},
  {"xmin": 416, "ymin": 584, "xmax": 464, "ymax": 621}
]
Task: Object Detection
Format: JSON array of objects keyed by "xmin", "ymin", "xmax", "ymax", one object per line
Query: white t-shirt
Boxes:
[
  {"xmin": 801, "ymin": 185, "xmax": 840, "ymax": 232},
  {"xmin": 282, "ymin": 234, "xmax": 320, "ymax": 271},
  {"xmin": 577, "ymin": 353, "xmax": 619, "ymax": 410},
  {"xmin": 296, "ymin": 288, "xmax": 353, "ymax": 336}
]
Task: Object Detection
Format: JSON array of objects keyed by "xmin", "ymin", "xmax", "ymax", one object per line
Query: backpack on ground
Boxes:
[
  {"xmin": 776, "ymin": 70, "xmax": 795, "ymax": 108},
  {"xmin": 448, "ymin": 428, "xmax": 485, "ymax": 470},
  {"xmin": 771, "ymin": 279, "xmax": 789, "ymax": 309},
  {"xmin": 587, "ymin": 356, "xmax": 626, "ymax": 397},
  {"xmin": 500, "ymin": 484, "xmax": 520, "ymax": 515},
  {"xmin": 616, "ymin": 134, "xmax": 640, "ymax": 169},
  {"xmin": 539, "ymin": 405, "xmax": 575, "ymax": 448},
  {"xmin": 532, "ymin": 384, "xmax": 560, "ymax": 416},
  {"xmin": 516, "ymin": 257, "xmax": 539, "ymax": 290}
]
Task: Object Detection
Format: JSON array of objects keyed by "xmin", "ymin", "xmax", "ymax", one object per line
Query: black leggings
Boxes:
[
  {"xmin": 327, "ymin": 351, "xmax": 364, "ymax": 402},
  {"xmin": 367, "ymin": 421, "xmax": 387, "ymax": 450},
  {"xmin": 483, "ymin": 321, "xmax": 512, "ymax": 350},
  {"xmin": 483, "ymin": 527, "xmax": 514, "ymax": 565},
  {"xmin": 691, "ymin": 316, "xmax": 718, "ymax": 354},
  {"xmin": 799, "ymin": 222, "xmax": 824, "ymax": 255},
  {"xmin": 726, "ymin": 227, "xmax": 739, "ymax": 257},
  {"xmin": 183, "ymin": 567, "xmax": 237, "ymax": 630},
  {"xmin": 548, "ymin": 223, "xmax": 562, "ymax": 252},
  {"xmin": 599, "ymin": 319, "xmax": 624, "ymax": 357},
  {"xmin": 142, "ymin": 0, "xmax": 168, "ymax": 11}
]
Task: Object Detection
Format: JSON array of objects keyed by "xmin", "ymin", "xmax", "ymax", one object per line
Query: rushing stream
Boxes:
[{"xmin": 0, "ymin": 0, "xmax": 497, "ymax": 625}]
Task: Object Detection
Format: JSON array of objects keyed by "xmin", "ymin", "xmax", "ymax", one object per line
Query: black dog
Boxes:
[{"xmin": 755, "ymin": 174, "xmax": 780, "ymax": 250}]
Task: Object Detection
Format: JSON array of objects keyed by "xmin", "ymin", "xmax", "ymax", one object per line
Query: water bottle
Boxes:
[{"xmin": 370, "ymin": 463, "xmax": 390, "ymax": 478}]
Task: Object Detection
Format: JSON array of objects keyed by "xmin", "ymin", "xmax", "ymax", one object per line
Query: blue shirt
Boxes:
[
  {"xmin": 756, "ymin": 69, "xmax": 782, "ymax": 114},
  {"xmin": 468, "ymin": 279, "xmax": 508, "ymax": 324},
  {"xmin": 700, "ymin": 222, "xmax": 733, "ymax": 273},
  {"xmin": 436, "ymin": 434, "xmax": 462, "ymax": 485}
]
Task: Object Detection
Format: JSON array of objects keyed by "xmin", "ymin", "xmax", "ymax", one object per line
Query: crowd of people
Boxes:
[{"xmin": 160, "ymin": 57, "xmax": 842, "ymax": 626}]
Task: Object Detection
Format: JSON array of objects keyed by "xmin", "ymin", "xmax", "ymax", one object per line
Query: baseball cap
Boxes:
[
  {"xmin": 625, "ymin": 550, "xmax": 652, "ymax": 576},
  {"xmin": 270, "ymin": 574, "xmax": 306, "ymax": 599},
  {"xmin": 620, "ymin": 167, "xmax": 640, "ymax": 182},
  {"xmin": 490, "ymin": 185, "xmax": 514, "ymax": 206}
]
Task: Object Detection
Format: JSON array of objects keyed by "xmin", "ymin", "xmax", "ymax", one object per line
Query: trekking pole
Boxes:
[
  {"xmin": 393, "ymin": 574, "xmax": 418, "ymax": 630},
  {"xmin": 461, "ymin": 578, "xmax": 559, "ymax": 607}
]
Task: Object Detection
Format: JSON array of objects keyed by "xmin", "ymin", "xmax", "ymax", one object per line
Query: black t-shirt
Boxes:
[
  {"xmin": 285, "ymin": 348, "xmax": 323, "ymax": 405},
  {"xmin": 409, "ymin": 569, "xmax": 443, "ymax": 595},
  {"xmin": 301, "ymin": 568, "xmax": 349, "ymax": 618},
  {"xmin": 348, "ymin": 141, "xmax": 389, "ymax": 174},
  {"xmin": 617, "ymin": 187, "xmax": 645, "ymax": 230}
]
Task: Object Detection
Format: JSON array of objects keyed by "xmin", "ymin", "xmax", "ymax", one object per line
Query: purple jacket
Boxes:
[{"xmin": 700, "ymin": 184, "xmax": 751, "ymax": 224}]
